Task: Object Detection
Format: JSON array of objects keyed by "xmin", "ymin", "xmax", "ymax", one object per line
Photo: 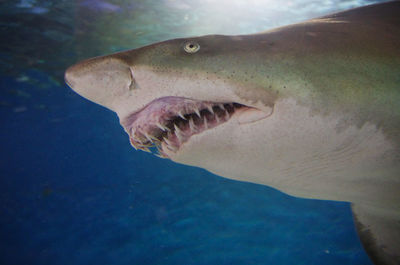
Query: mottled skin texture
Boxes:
[{"xmin": 65, "ymin": 2, "xmax": 400, "ymax": 265}]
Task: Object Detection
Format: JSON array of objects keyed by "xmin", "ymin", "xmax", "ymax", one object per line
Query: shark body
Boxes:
[{"xmin": 65, "ymin": 2, "xmax": 400, "ymax": 265}]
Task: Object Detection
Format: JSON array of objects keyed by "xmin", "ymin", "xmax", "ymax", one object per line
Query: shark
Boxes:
[{"xmin": 65, "ymin": 2, "xmax": 400, "ymax": 265}]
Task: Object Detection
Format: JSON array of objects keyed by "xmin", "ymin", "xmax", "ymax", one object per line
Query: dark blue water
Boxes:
[{"xmin": 0, "ymin": 1, "xmax": 381, "ymax": 264}]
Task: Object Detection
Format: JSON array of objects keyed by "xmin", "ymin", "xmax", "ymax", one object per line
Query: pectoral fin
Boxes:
[{"xmin": 351, "ymin": 203, "xmax": 400, "ymax": 265}]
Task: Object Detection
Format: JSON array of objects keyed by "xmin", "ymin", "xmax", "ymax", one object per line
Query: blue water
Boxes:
[{"xmin": 0, "ymin": 1, "xmax": 382, "ymax": 264}]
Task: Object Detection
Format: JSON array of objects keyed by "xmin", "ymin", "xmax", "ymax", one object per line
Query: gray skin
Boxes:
[{"xmin": 65, "ymin": 2, "xmax": 400, "ymax": 265}]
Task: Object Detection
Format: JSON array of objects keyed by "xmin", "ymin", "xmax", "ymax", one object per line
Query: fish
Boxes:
[{"xmin": 65, "ymin": 2, "xmax": 400, "ymax": 264}]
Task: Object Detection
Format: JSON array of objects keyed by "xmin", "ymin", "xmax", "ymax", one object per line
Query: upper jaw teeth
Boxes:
[
  {"xmin": 193, "ymin": 108, "xmax": 201, "ymax": 118},
  {"xmin": 178, "ymin": 111, "xmax": 186, "ymax": 120},
  {"xmin": 188, "ymin": 117, "xmax": 196, "ymax": 131},
  {"xmin": 207, "ymin": 105, "xmax": 214, "ymax": 114},
  {"xmin": 156, "ymin": 122, "xmax": 168, "ymax": 131}
]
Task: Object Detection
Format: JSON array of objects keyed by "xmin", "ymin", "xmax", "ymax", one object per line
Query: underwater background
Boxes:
[{"xmin": 0, "ymin": 0, "xmax": 389, "ymax": 264}]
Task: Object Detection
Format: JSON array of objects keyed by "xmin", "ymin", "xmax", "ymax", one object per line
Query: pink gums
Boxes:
[{"xmin": 121, "ymin": 96, "xmax": 245, "ymax": 157}]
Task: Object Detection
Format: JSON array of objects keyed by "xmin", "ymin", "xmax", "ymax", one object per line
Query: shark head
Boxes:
[{"xmin": 65, "ymin": 35, "xmax": 280, "ymax": 174}]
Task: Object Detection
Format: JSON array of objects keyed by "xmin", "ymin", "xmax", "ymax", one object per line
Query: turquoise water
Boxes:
[{"xmin": 0, "ymin": 1, "xmax": 384, "ymax": 264}]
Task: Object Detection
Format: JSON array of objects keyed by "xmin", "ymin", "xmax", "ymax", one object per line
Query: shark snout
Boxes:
[
  {"xmin": 65, "ymin": 56, "xmax": 134, "ymax": 110},
  {"xmin": 64, "ymin": 64, "xmax": 80, "ymax": 89}
]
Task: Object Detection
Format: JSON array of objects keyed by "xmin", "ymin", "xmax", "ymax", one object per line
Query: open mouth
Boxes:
[{"xmin": 121, "ymin": 96, "xmax": 255, "ymax": 158}]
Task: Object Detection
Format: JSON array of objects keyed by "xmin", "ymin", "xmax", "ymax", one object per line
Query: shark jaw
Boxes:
[{"xmin": 120, "ymin": 96, "xmax": 271, "ymax": 158}]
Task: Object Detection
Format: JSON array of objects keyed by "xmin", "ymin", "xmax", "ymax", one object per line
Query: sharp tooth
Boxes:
[
  {"xmin": 178, "ymin": 111, "xmax": 187, "ymax": 120},
  {"xmin": 144, "ymin": 132, "xmax": 153, "ymax": 143},
  {"xmin": 150, "ymin": 134, "xmax": 159, "ymax": 141},
  {"xmin": 174, "ymin": 123, "xmax": 183, "ymax": 134},
  {"xmin": 204, "ymin": 116, "xmax": 208, "ymax": 129},
  {"xmin": 163, "ymin": 136, "xmax": 173, "ymax": 146},
  {"xmin": 165, "ymin": 141, "xmax": 177, "ymax": 152},
  {"xmin": 216, "ymin": 115, "xmax": 220, "ymax": 123},
  {"xmin": 175, "ymin": 130, "xmax": 183, "ymax": 143},
  {"xmin": 138, "ymin": 146, "xmax": 151, "ymax": 153},
  {"xmin": 145, "ymin": 132, "xmax": 159, "ymax": 143},
  {"xmin": 207, "ymin": 105, "xmax": 214, "ymax": 114},
  {"xmin": 173, "ymin": 126, "xmax": 183, "ymax": 143},
  {"xmin": 218, "ymin": 103, "xmax": 225, "ymax": 111},
  {"xmin": 136, "ymin": 137, "xmax": 150, "ymax": 146},
  {"xmin": 225, "ymin": 110, "xmax": 230, "ymax": 120},
  {"xmin": 189, "ymin": 117, "xmax": 196, "ymax": 131},
  {"xmin": 131, "ymin": 127, "xmax": 137, "ymax": 138},
  {"xmin": 129, "ymin": 138, "xmax": 138, "ymax": 150},
  {"xmin": 156, "ymin": 122, "xmax": 167, "ymax": 131},
  {"xmin": 135, "ymin": 139, "xmax": 142, "ymax": 146},
  {"xmin": 166, "ymin": 146, "xmax": 174, "ymax": 152},
  {"xmin": 155, "ymin": 153, "xmax": 167, "ymax": 159},
  {"xmin": 193, "ymin": 107, "xmax": 201, "ymax": 118},
  {"xmin": 143, "ymin": 148, "xmax": 151, "ymax": 153}
]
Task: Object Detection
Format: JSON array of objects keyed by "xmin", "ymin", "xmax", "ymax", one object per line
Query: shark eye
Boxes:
[{"xmin": 183, "ymin": 41, "xmax": 200, "ymax": 53}]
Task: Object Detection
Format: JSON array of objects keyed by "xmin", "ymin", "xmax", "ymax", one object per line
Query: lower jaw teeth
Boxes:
[
  {"xmin": 162, "ymin": 141, "xmax": 177, "ymax": 152},
  {"xmin": 138, "ymin": 146, "xmax": 151, "ymax": 153},
  {"xmin": 163, "ymin": 136, "xmax": 173, "ymax": 146}
]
